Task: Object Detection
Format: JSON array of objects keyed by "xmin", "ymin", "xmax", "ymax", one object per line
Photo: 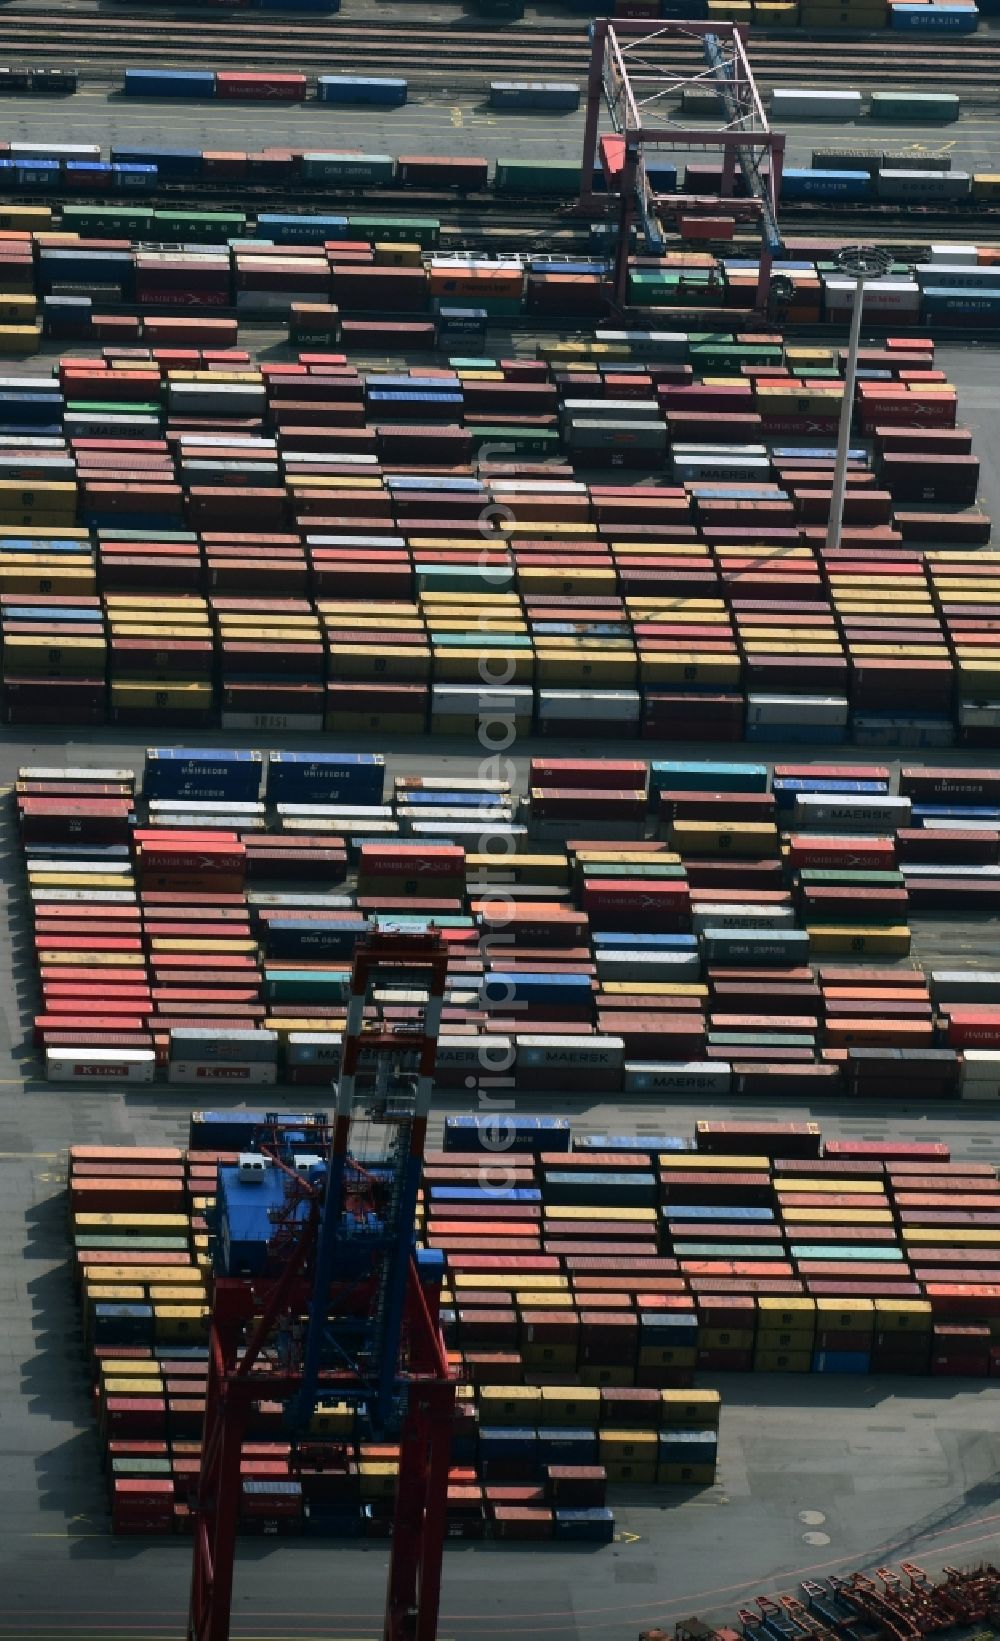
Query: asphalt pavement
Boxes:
[{"xmin": 0, "ymin": 91, "xmax": 993, "ymax": 175}]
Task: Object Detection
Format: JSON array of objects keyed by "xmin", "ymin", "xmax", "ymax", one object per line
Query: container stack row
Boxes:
[
  {"xmin": 19, "ymin": 751, "xmax": 1000, "ymax": 1099},
  {"xmin": 0, "ymin": 338, "xmax": 994, "ymax": 740},
  {"xmin": 433, "ymin": 1119, "xmax": 1000, "ymax": 1376},
  {"xmin": 70, "ymin": 1138, "xmax": 722, "ymax": 1537}
]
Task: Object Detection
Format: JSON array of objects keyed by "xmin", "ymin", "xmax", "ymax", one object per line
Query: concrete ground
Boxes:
[{"xmin": 0, "ymin": 91, "xmax": 993, "ymax": 175}]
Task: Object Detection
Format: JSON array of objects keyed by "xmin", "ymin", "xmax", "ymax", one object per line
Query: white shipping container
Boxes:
[
  {"xmin": 917, "ymin": 818, "xmax": 993, "ymax": 831},
  {"xmin": 901, "ymin": 864, "xmax": 1000, "ymax": 878},
  {"xmin": 276, "ymin": 803, "xmax": 394, "ymax": 820},
  {"xmin": 747, "ymin": 694, "xmax": 849, "ymax": 727},
  {"xmin": 168, "ymin": 1061, "xmax": 278, "ymax": 1085},
  {"xmin": 930, "ymin": 243, "xmax": 979, "ymax": 265},
  {"xmin": 396, "ymin": 776, "xmax": 511, "ymax": 793},
  {"xmin": 516, "ymin": 1034, "xmax": 625, "ymax": 1069},
  {"xmin": 435, "ymin": 1033, "xmax": 514, "ymax": 1070},
  {"xmin": 249, "ymin": 892, "xmax": 352, "ymax": 909},
  {"xmin": 286, "ymin": 1032, "xmax": 343, "ymax": 1066},
  {"xmin": 960, "ymin": 1049, "xmax": 1000, "ymax": 1100},
  {"xmin": 931, "ymin": 971, "xmax": 1000, "ymax": 1004},
  {"xmin": 560, "ymin": 398, "xmax": 662, "ymax": 419},
  {"xmin": 959, "ymin": 702, "xmax": 1000, "ymax": 728},
  {"xmin": 596, "ymin": 329, "xmax": 690, "ymax": 361},
  {"xmin": 409, "ymin": 821, "xmax": 528, "ymax": 844},
  {"xmin": 148, "ymin": 800, "xmax": 265, "ymax": 818},
  {"xmin": 624, "ymin": 1059, "xmax": 732, "ymax": 1095},
  {"xmin": 281, "ymin": 818, "xmax": 400, "ymax": 836},
  {"xmin": 594, "ymin": 950, "xmax": 702, "ymax": 980},
  {"xmin": 430, "ymin": 685, "xmax": 533, "ymax": 712},
  {"xmin": 792, "ymin": 794, "xmax": 912, "ymax": 828},
  {"xmin": 538, "ymin": 689, "xmax": 641, "ymax": 722},
  {"xmin": 45, "ymin": 1048, "xmax": 155, "ymax": 1084},
  {"xmin": 18, "ymin": 767, "xmax": 136, "ymax": 784},
  {"xmin": 771, "ymin": 88, "xmax": 862, "ymax": 119},
  {"xmin": 691, "ymin": 903, "xmax": 796, "ymax": 932},
  {"xmin": 31, "ymin": 888, "xmax": 138, "ymax": 903},
  {"xmin": 823, "ymin": 278, "xmax": 920, "ymax": 314}
]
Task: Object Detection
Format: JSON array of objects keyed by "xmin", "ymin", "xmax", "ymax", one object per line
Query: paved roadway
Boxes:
[{"xmin": 1, "ymin": 91, "xmax": 996, "ymax": 174}]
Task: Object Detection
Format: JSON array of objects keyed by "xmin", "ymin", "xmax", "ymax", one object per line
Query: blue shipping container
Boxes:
[
  {"xmin": 123, "ymin": 69, "xmax": 217, "ymax": 98},
  {"xmin": 317, "ymin": 76, "xmax": 407, "ymax": 106},
  {"xmin": 144, "ymin": 747, "xmax": 263, "ymax": 801}
]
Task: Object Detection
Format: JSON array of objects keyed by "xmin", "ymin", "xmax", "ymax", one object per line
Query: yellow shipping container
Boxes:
[
  {"xmin": 535, "ymin": 649, "xmax": 636, "ymax": 686},
  {"xmin": 670, "ymin": 820, "xmax": 778, "ymax": 856},
  {"xmin": 539, "ymin": 1385, "xmax": 601, "ymax": 1424},
  {"xmin": 153, "ymin": 1305, "xmax": 209, "ymax": 1342},
  {"xmin": 101, "ymin": 1378, "xmax": 163, "ymax": 1398},
  {"xmin": 578, "ymin": 1366, "xmax": 635, "ymax": 1387},
  {"xmin": 599, "ymin": 1429, "xmax": 658, "ymax": 1460},
  {"xmin": 82, "ymin": 1265, "xmax": 202, "ymax": 1287},
  {"xmin": 74, "ymin": 1213, "xmax": 189, "ymax": 1233},
  {"xmin": 522, "ymin": 1342, "xmax": 577, "ymax": 1369},
  {"xmin": 660, "ymin": 1390, "xmax": 721, "ymax": 1427},
  {"xmin": 781, "ymin": 1208, "xmax": 894, "ymax": 1225},
  {"xmin": 603, "ymin": 981, "xmax": 708, "ymax": 998},
  {"xmin": 544, "ymin": 1206, "xmax": 656, "ymax": 1221},
  {"xmin": 903, "ymin": 1227, "xmax": 1000, "ymax": 1244},
  {"xmin": 0, "ymin": 325, "xmax": 41, "ymax": 355},
  {"xmin": 660, "ymin": 1154, "xmax": 770, "ymax": 1170},
  {"xmin": 98, "ymin": 1359, "xmax": 161, "ymax": 1379},
  {"xmin": 638, "ymin": 1346, "xmax": 697, "ymax": 1369},
  {"xmin": 700, "ymin": 1327, "xmax": 755, "ymax": 1350},
  {"xmin": 806, "ymin": 925, "xmax": 911, "ymax": 956},
  {"xmin": 452, "ymin": 1271, "xmax": 569, "ymax": 1288},
  {"xmin": 756, "ymin": 1330, "xmax": 815, "ymax": 1352},
  {"xmin": 110, "ymin": 682, "xmax": 213, "ymax": 710},
  {"xmin": 639, "ymin": 653, "xmax": 742, "ymax": 685},
  {"xmin": 874, "ymin": 1300, "xmax": 933, "ymax": 1331},
  {"xmin": 777, "ymin": 1178, "xmax": 885, "ymax": 1195},
  {"xmin": 326, "ymin": 643, "xmax": 431, "ymax": 680},
  {"xmin": 478, "ymin": 1385, "xmax": 543, "ymax": 1423},
  {"xmin": 309, "ymin": 1403, "xmax": 355, "ymax": 1437},
  {"xmin": 753, "ymin": 1349, "xmax": 812, "ymax": 1372},
  {"xmin": 358, "ymin": 1463, "xmax": 398, "ymax": 1499},
  {"xmin": 758, "ymin": 1299, "xmax": 816, "ymax": 1324},
  {"xmin": 816, "ymin": 1299, "xmax": 875, "ymax": 1331},
  {"xmin": 434, "ymin": 649, "xmax": 535, "ymax": 683}
]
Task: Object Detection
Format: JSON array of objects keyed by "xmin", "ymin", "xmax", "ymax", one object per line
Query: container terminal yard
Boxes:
[{"xmin": 12, "ymin": 4, "xmax": 1000, "ymax": 1641}]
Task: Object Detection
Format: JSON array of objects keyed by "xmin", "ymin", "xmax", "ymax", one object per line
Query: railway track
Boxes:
[{"xmin": 1, "ymin": 8, "xmax": 999, "ymax": 96}]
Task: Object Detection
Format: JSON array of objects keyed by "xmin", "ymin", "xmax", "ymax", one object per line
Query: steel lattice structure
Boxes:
[
  {"xmin": 188, "ymin": 932, "xmax": 455, "ymax": 1641},
  {"xmin": 579, "ymin": 18, "xmax": 786, "ymax": 313}
]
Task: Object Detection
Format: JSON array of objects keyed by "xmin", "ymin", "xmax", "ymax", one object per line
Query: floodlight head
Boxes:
[{"xmin": 835, "ymin": 244, "xmax": 894, "ymax": 281}]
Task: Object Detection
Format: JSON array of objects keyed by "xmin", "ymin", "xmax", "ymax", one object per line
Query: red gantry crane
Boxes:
[{"xmin": 187, "ymin": 930, "xmax": 455, "ymax": 1641}]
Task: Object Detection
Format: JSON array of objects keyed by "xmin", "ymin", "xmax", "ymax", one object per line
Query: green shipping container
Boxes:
[
  {"xmin": 494, "ymin": 160, "xmax": 582, "ymax": 198},
  {"xmin": 348, "ymin": 215, "xmax": 440, "ymax": 247},
  {"xmin": 152, "ymin": 210, "xmax": 247, "ymax": 242},
  {"xmin": 869, "ymin": 92, "xmax": 959, "ymax": 122}
]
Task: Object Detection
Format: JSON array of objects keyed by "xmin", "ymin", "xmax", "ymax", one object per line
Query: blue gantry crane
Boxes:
[{"xmin": 187, "ymin": 930, "xmax": 454, "ymax": 1641}]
